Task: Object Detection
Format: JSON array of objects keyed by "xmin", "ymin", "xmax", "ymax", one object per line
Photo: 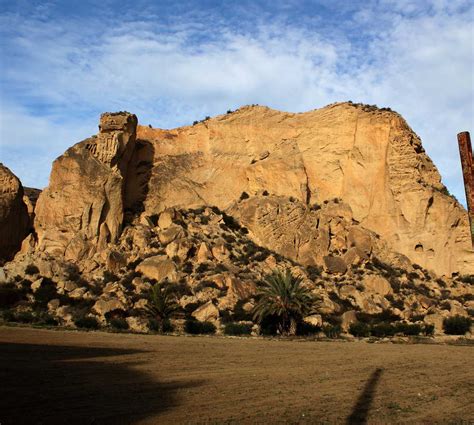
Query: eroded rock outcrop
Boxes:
[
  {"xmin": 0, "ymin": 164, "xmax": 30, "ymax": 263},
  {"xmin": 132, "ymin": 103, "xmax": 473, "ymax": 275},
  {"xmin": 34, "ymin": 112, "xmax": 137, "ymax": 260}
]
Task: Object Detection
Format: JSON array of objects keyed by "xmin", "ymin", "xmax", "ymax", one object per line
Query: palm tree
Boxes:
[
  {"xmin": 253, "ymin": 269, "xmax": 316, "ymax": 336},
  {"xmin": 145, "ymin": 281, "xmax": 179, "ymax": 332}
]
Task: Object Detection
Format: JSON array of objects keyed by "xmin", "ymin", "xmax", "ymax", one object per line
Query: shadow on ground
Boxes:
[
  {"xmin": 346, "ymin": 368, "xmax": 384, "ymax": 424},
  {"xmin": 0, "ymin": 342, "xmax": 202, "ymax": 425}
]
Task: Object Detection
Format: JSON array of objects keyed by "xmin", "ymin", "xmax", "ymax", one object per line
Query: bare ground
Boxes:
[{"xmin": 0, "ymin": 327, "xmax": 472, "ymax": 424}]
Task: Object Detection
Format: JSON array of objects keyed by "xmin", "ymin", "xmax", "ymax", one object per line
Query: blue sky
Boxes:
[{"xmin": 0, "ymin": 0, "xmax": 473, "ymax": 205}]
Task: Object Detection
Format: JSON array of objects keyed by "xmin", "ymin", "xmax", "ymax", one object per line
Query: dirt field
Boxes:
[{"xmin": 0, "ymin": 327, "xmax": 472, "ymax": 424}]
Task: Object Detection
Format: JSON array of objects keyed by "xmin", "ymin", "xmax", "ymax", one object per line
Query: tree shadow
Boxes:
[
  {"xmin": 346, "ymin": 367, "xmax": 384, "ymax": 424},
  {"xmin": 0, "ymin": 342, "xmax": 202, "ymax": 425}
]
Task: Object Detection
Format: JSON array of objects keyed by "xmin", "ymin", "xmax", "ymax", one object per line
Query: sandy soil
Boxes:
[{"xmin": 0, "ymin": 326, "xmax": 472, "ymax": 424}]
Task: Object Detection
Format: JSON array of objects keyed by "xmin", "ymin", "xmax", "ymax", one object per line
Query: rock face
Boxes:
[
  {"xmin": 6, "ymin": 103, "xmax": 473, "ymax": 276},
  {"xmin": 34, "ymin": 112, "xmax": 137, "ymax": 260},
  {"xmin": 129, "ymin": 103, "xmax": 473, "ymax": 275},
  {"xmin": 0, "ymin": 164, "xmax": 30, "ymax": 263}
]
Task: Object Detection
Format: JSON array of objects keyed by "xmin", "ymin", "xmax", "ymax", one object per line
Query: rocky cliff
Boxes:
[
  {"xmin": 130, "ymin": 103, "xmax": 472, "ymax": 276},
  {"xmin": 0, "ymin": 104, "xmax": 472, "ymax": 336}
]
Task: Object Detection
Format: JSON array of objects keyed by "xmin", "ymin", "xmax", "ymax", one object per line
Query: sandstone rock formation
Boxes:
[
  {"xmin": 131, "ymin": 103, "xmax": 473, "ymax": 275},
  {"xmin": 34, "ymin": 112, "xmax": 137, "ymax": 260},
  {"xmin": 0, "ymin": 164, "xmax": 30, "ymax": 264}
]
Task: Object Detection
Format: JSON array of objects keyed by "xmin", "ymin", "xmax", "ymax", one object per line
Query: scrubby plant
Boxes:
[
  {"xmin": 0, "ymin": 284, "xmax": 24, "ymax": 308},
  {"xmin": 184, "ymin": 320, "xmax": 216, "ymax": 334},
  {"xmin": 423, "ymin": 323, "xmax": 435, "ymax": 336},
  {"xmin": 25, "ymin": 264, "xmax": 39, "ymax": 275},
  {"xmin": 370, "ymin": 323, "xmax": 396, "ymax": 338},
  {"xmin": 14, "ymin": 311, "xmax": 35, "ymax": 324},
  {"xmin": 253, "ymin": 269, "xmax": 317, "ymax": 336},
  {"xmin": 74, "ymin": 316, "xmax": 99, "ymax": 330},
  {"xmin": 224, "ymin": 322, "xmax": 252, "ymax": 336},
  {"xmin": 145, "ymin": 282, "xmax": 179, "ymax": 333},
  {"xmin": 38, "ymin": 313, "xmax": 58, "ymax": 327},
  {"xmin": 443, "ymin": 316, "xmax": 472, "ymax": 335},
  {"xmin": 322, "ymin": 324, "xmax": 342, "ymax": 338},
  {"xmin": 349, "ymin": 322, "xmax": 370, "ymax": 337},
  {"xmin": 306, "ymin": 265, "xmax": 322, "ymax": 281},
  {"xmin": 109, "ymin": 317, "xmax": 129, "ymax": 330},
  {"xmin": 33, "ymin": 279, "xmax": 58, "ymax": 307},
  {"xmin": 394, "ymin": 322, "xmax": 422, "ymax": 336},
  {"xmin": 296, "ymin": 321, "xmax": 321, "ymax": 336}
]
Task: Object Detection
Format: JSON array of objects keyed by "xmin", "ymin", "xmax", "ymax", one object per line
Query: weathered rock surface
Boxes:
[
  {"xmin": 0, "ymin": 164, "xmax": 30, "ymax": 263},
  {"xmin": 132, "ymin": 103, "xmax": 473, "ymax": 275},
  {"xmin": 34, "ymin": 112, "xmax": 137, "ymax": 259}
]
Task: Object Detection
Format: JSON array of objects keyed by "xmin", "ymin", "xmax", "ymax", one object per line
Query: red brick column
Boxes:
[{"xmin": 457, "ymin": 131, "xmax": 474, "ymax": 247}]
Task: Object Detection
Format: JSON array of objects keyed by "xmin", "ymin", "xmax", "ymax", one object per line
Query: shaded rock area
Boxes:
[{"xmin": 0, "ymin": 164, "xmax": 30, "ymax": 264}]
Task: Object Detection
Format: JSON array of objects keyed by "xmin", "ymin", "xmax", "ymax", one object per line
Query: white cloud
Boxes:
[{"xmin": 0, "ymin": 1, "xmax": 472, "ymax": 204}]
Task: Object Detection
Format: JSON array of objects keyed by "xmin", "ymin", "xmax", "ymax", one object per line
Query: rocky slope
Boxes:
[{"xmin": 0, "ymin": 104, "xmax": 472, "ymax": 336}]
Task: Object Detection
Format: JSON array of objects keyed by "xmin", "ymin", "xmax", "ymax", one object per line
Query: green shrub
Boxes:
[
  {"xmin": 395, "ymin": 322, "xmax": 422, "ymax": 336},
  {"xmin": 37, "ymin": 313, "xmax": 58, "ymax": 327},
  {"xmin": 459, "ymin": 275, "xmax": 474, "ymax": 284},
  {"xmin": 25, "ymin": 264, "xmax": 40, "ymax": 275},
  {"xmin": 184, "ymin": 320, "xmax": 216, "ymax": 335},
  {"xmin": 296, "ymin": 321, "xmax": 321, "ymax": 336},
  {"xmin": 75, "ymin": 316, "xmax": 99, "ymax": 330},
  {"xmin": 322, "ymin": 324, "xmax": 342, "ymax": 338},
  {"xmin": 370, "ymin": 323, "xmax": 396, "ymax": 338},
  {"xmin": 423, "ymin": 323, "xmax": 435, "ymax": 336},
  {"xmin": 149, "ymin": 318, "xmax": 173, "ymax": 332},
  {"xmin": 0, "ymin": 285, "xmax": 23, "ymax": 308},
  {"xmin": 224, "ymin": 322, "xmax": 252, "ymax": 336},
  {"xmin": 443, "ymin": 316, "xmax": 472, "ymax": 335},
  {"xmin": 15, "ymin": 311, "xmax": 35, "ymax": 323},
  {"xmin": 109, "ymin": 317, "xmax": 129, "ymax": 330},
  {"xmin": 349, "ymin": 322, "xmax": 370, "ymax": 337},
  {"xmin": 33, "ymin": 279, "xmax": 58, "ymax": 307},
  {"xmin": 1, "ymin": 309, "xmax": 16, "ymax": 322},
  {"xmin": 196, "ymin": 263, "xmax": 210, "ymax": 274}
]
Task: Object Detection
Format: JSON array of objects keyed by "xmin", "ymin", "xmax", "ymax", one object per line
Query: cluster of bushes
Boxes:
[
  {"xmin": 443, "ymin": 316, "xmax": 471, "ymax": 335},
  {"xmin": 349, "ymin": 321, "xmax": 434, "ymax": 338}
]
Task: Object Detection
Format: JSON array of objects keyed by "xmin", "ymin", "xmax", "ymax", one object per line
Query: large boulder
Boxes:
[
  {"xmin": 136, "ymin": 256, "xmax": 178, "ymax": 282},
  {"xmin": 192, "ymin": 300, "xmax": 219, "ymax": 322},
  {"xmin": 363, "ymin": 275, "xmax": 393, "ymax": 296},
  {"xmin": 34, "ymin": 112, "xmax": 137, "ymax": 260},
  {"xmin": 0, "ymin": 164, "xmax": 30, "ymax": 263}
]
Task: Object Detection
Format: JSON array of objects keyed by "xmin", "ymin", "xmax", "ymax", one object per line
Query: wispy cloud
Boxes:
[{"xmin": 0, "ymin": 0, "xmax": 472, "ymax": 204}]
